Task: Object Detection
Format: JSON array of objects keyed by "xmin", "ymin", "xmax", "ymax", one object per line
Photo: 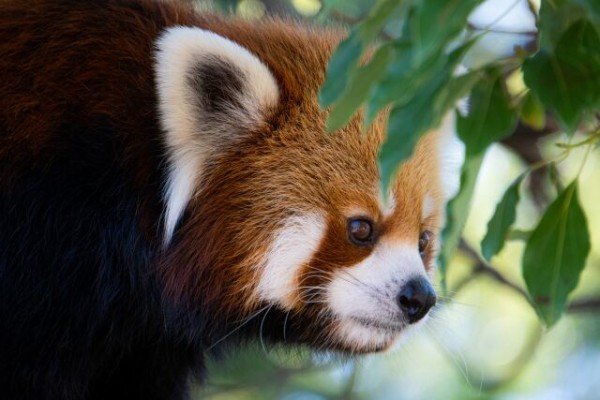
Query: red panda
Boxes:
[{"xmin": 0, "ymin": 0, "xmax": 464, "ymax": 399}]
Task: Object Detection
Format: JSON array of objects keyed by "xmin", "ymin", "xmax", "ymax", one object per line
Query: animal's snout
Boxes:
[{"xmin": 397, "ymin": 277, "xmax": 436, "ymax": 324}]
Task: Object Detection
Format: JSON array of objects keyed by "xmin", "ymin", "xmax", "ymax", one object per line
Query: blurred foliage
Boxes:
[
  {"xmin": 192, "ymin": 0, "xmax": 600, "ymax": 399},
  {"xmin": 320, "ymin": 0, "xmax": 599, "ymax": 327},
  {"xmin": 481, "ymin": 173, "xmax": 525, "ymax": 261}
]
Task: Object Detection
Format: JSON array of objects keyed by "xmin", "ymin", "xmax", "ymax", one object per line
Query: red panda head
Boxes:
[{"xmin": 155, "ymin": 19, "xmax": 464, "ymax": 353}]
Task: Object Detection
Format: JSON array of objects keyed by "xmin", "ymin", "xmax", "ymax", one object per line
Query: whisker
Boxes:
[
  {"xmin": 259, "ymin": 304, "xmax": 274, "ymax": 356},
  {"xmin": 207, "ymin": 304, "xmax": 272, "ymax": 350},
  {"xmin": 307, "ymin": 264, "xmax": 402, "ymax": 316},
  {"xmin": 282, "ymin": 309, "xmax": 290, "ymax": 343},
  {"xmin": 423, "ymin": 322, "xmax": 473, "ymax": 388}
]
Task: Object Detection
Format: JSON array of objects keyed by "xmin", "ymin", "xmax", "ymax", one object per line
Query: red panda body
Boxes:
[{"xmin": 0, "ymin": 1, "xmax": 464, "ymax": 399}]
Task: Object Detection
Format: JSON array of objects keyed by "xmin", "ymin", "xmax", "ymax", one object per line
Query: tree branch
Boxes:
[
  {"xmin": 455, "ymin": 239, "xmax": 600, "ymax": 314},
  {"xmin": 567, "ymin": 297, "xmax": 600, "ymax": 313}
]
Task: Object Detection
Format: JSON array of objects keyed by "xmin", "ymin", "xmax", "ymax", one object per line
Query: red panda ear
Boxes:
[{"xmin": 155, "ymin": 26, "xmax": 280, "ymax": 243}]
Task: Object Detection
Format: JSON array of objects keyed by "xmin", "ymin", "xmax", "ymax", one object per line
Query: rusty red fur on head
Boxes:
[
  {"xmin": 0, "ymin": 0, "xmax": 463, "ymax": 357},
  {"xmin": 154, "ymin": 16, "xmax": 463, "ymax": 353}
]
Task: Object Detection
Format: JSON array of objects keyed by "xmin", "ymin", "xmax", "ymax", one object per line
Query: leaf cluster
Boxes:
[{"xmin": 320, "ymin": 0, "xmax": 600, "ymax": 327}]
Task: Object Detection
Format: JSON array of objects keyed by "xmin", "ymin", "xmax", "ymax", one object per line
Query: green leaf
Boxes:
[
  {"xmin": 520, "ymin": 91, "xmax": 546, "ymax": 130},
  {"xmin": 378, "ymin": 102, "xmax": 429, "ymax": 191},
  {"xmin": 365, "ymin": 41, "xmax": 428, "ymax": 126},
  {"xmin": 437, "ymin": 70, "xmax": 480, "ymax": 114},
  {"xmin": 537, "ymin": 0, "xmax": 580, "ymax": 52},
  {"xmin": 481, "ymin": 174, "xmax": 525, "ymax": 261},
  {"xmin": 377, "ymin": 43, "xmax": 476, "ymax": 191},
  {"xmin": 536, "ymin": 0, "xmax": 600, "ymax": 52},
  {"xmin": 326, "ymin": 44, "xmax": 394, "ymax": 132},
  {"xmin": 439, "ymin": 152, "xmax": 485, "ymax": 290},
  {"xmin": 378, "ymin": 56, "xmax": 454, "ymax": 191},
  {"xmin": 365, "ymin": 27, "xmax": 477, "ymax": 128},
  {"xmin": 319, "ymin": 31, "xmax": 363, "ymax": 107},
  {"xmin": 522, "ymin": 181, "xmax": 591, "ymax": 327},
  {"xmin": 360, "ymin": 0, "xmax": 405, "ymax": 40},
  {"xmin": 407, "ymin": 0, "xmax": 482, "ymax": 61},
  {"xmin": 508, "ymin": 229, "xmax": 532, "ymax": 242},
  {"xmin": 319, "ymin": 0, "xmax": 405, "ymax": 108},
  {"xmin": 578, "ymin": 0, "xmax": 600, "ymax": 26},
  {"xmin": 523, "ymin": 19, "xmax": 600, "ymax": 133},
  {"xmin": 457, "ymin": 71, "xmax": 518, "ymax": 156}
]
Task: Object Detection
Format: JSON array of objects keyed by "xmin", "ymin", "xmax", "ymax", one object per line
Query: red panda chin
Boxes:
[{"xmin": 332, "ymin": 319, "xmax": 403, "ymax": 353}]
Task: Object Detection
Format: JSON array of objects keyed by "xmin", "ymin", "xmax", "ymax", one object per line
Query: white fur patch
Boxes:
[
  {"xmin": 334, "ymin": 319, "xmax": 396, "ymax": 351},
  {"xmin": 437, "ymin": 113, "xmax": 465, "ymax": 201},
  {"xmin": 327, "ymin": 242, "xmax": 431, "ymax": 348},
  {"xmin": 155, "ymin": 26, "xmax": 279, "ymax": 243},
  {"xmin": 257, "ymin": 213, "xmax": 326, "ymax": 308}
]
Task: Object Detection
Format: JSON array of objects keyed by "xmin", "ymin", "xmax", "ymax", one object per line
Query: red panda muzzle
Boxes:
[{"xmin": 397, "ymin": 277, "xmax": 437, "ymax": 324}]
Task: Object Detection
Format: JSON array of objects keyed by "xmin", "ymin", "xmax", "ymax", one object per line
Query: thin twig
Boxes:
[
  {"xmin": 567, "ymin": 297, "xmax": 600, "ymax": 313},
  {"xmin": 456, "ymin": 239, "xmax": 600, "ymax": 313}
]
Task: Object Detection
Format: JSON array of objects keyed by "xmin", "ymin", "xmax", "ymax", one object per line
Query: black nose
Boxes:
[{"xmin": 397, "ymin": 277, "xmax": 436, "ymax": 324}]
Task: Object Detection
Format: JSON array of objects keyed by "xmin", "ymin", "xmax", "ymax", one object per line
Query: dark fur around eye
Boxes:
[
  {"xmin": 347, "ymin": 218, "xmax": 375, "ymax": 246},
  {"xmin": 419, "ymin": 230, "xmax": 433, "ymax": 257}
]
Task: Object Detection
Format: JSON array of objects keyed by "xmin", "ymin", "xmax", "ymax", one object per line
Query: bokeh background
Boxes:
[{"xmin": 186, "ymin": 1, "xmax": 600, "ymax": 398}]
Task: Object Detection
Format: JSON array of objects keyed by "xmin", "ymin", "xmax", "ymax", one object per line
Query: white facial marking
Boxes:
[
  {"xmin": 258, "ymin": 213, "xmax": 326, "ymax": 308},
  {"xmin": 327, "ymin": 242, "xmax": 431, "ymax": 348},
  {"xmin": 335, "ymin": 319, "xmax": 396, "ymax": 351},
  {"xmin": 438, "ymin": 113, "xmax": 465, "ymax": 201},
  {"xmin": 155, "ymin": 26, "xmax": 279, "ymax": 243}
]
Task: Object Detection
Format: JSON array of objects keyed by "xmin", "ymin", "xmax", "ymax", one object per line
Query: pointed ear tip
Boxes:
[
  {"xmin": 156, "ymin": 25, "xmax": 280, "ymax": 136},
  {"xmin": 157, "ymin": 25, "xmax": 280, "ymax": 105}
]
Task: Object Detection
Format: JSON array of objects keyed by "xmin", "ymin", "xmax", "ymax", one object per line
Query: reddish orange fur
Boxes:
[{"xmin": 1, "ymin": 0, "xmax": 446, "ymax": 352}]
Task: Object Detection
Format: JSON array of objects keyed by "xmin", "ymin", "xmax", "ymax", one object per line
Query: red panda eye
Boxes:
[
  {"xmin": 348, "ymin": 218, "xmax": 374, "ymax": 246},
  {"xmin": 419, "ymin": 230, "xmax": 432, "ymax": 257}
]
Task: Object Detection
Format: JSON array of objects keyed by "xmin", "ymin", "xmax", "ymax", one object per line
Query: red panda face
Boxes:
[
  {"xmin": 247, "ymin": 114, "xmax": 462, "ymax": 352},
  {"xmin": 156, "ymin": 22, "xmax": 464, "ymax": 353}
]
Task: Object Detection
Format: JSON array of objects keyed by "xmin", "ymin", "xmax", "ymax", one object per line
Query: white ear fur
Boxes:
[
  {"xmin": 155, "ymin": 26, "xmax": 280, "ymax": 243},
  {"xmin": 438, "ymin": 113, "xmax": 465, "ymax": 201}
]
